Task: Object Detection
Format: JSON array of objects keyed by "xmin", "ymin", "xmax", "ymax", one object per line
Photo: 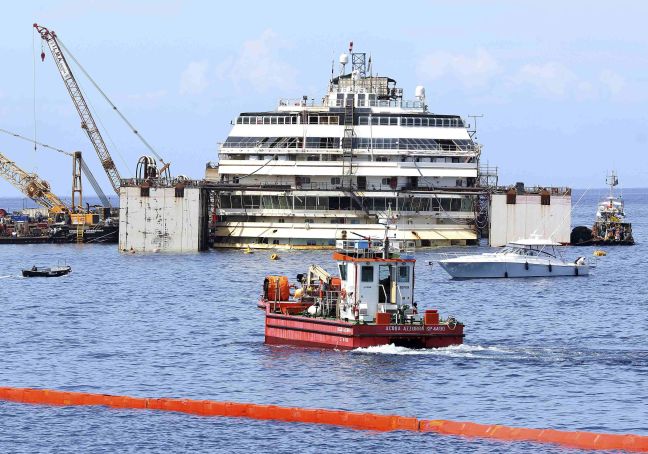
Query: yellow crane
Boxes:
[
  {"xmin": 0, "ymin": 150, "xmax": 68, "ymax": 213},
  {"xmin": 0, "ymin": 127, "xmax": 112, "ymax": 210}
]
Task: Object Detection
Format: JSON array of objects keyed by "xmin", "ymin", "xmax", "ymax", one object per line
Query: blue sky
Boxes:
[{"xmin": 1, "ymin": 0, "xmax": 647, "ymax": 199}]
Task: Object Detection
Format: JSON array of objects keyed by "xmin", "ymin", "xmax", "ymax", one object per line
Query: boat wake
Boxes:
[
  {"xmin": 351, "ymin": 344, "xmax": 648, "ymax": 366},
  {"xmin": 352, "ymin": 343, "xmax": 508, "ymax": 357}
]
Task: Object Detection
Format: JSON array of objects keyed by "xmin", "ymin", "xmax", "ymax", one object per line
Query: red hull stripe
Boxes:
[
  {"xmin": 266, "ymin": 322, "xmax": 354, "ymax": 338},
  {"xmin": 266, "ymin": 322, "xmax": 464, "ymax": 339},
  {"xmin": 1, "ymin": 386, "xmax": 647, "ymax": 451},
  {"xmin": 266, "ymin": 313, "xmax": 359, "ymax": 328},
  {"xmin": 264, "ymin": 335, "xmax": 465, "ymax": 350}
]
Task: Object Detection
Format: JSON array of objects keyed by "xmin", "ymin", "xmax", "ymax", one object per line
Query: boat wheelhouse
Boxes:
[{"xmin": 208, "ymin": 43, "xmax": 482, "ymax": 249}]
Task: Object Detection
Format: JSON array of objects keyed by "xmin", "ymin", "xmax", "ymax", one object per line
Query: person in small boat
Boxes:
[{"xmin": 31, "ymin": 266, "xmax": 37, "ymax": 271}]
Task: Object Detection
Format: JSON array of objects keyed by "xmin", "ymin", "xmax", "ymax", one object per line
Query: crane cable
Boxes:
[
  {"xmin": 56, "ymin": 37, "xmax": 168, "ymax": 167},
  {"xmin": 0, "ymin": 127, "xmax": 112, "ymax": 208},
  {"xmin": 74, "ymin": 75, "xmax": 132, "ymax": 175},
  {"xmin": 32, "ymin": 28, "xmax": 37, "ymax": 152},
  {"xmin": 0, "ymin": 127, "xmax": 69, "ymax": 156},
  {"xmin": 237, "ymin": 153, "xmax": 278, "ymax": 180}
]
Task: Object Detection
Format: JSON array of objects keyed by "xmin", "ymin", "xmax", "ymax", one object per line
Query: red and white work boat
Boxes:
[{"xmin": 260, "ymin": 239, "xmax": 464, "ymax": 350}]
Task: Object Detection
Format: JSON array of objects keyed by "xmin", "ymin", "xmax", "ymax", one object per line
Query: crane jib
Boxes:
[{"xmin": 34, "ymin": 23, "xmax": 122, "ymax": 195}]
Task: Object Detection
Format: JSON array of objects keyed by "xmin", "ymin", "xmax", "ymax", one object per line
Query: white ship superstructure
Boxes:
[{"xmin": 209, "ymin": 44, "xmax": 482, "ymax": 248}]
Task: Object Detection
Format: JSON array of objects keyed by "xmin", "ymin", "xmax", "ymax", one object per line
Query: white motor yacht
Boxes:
[{"xmin": 438, "ymin": 238, "xmax": 589, "ymax": 279}]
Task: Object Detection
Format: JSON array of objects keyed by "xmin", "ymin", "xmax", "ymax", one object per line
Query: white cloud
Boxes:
[
  {"xmin": 179, "ymin": 60, "xmax": 210, "ymax": 95},
  {"xmin": 216, "ymin": 29, "xmax": 298, "ymax": 93},
  {"xmin": 509, "ymin": 62, "xmax": 578, "ymax": 98},
  {"xmin": 127, "ymin": 89, "xmax": 168, "ymax": 101},
  {"xmin": 415, "ymin": 49, "xmax": 632, "ymax": 103},
  {"xmin": 599, "ymin": 70, "xmax": 625, "ymax": 96},
  {"xmin": 417, "ymin": 49, "xmax": 501, "ymax": 88},
  {"xmin": 574, "ymin": 80, "xmax": 598, "ymax": 101}
]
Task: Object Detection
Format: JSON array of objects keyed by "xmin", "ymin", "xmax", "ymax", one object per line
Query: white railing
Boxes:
[
  {"xmin": 277, "ymin": 98, "xmax": 425, "ymax": 110},
  {"xmin": 219, "ymin": 143, "xmax": 480, "ymax": 154}
]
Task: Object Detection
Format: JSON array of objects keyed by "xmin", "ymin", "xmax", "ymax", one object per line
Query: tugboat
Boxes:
[
  {"xmin": 571, "ymin": 172, "xmax": 634, "ymax": 246},
  {"xmin": 260, "ymin": 238, "xmax": 464, "ymax": 349}
]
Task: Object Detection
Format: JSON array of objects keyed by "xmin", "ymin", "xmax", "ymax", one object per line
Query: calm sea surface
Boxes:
[{"xmin": 0, "ymin": 189, "xmax": 646, "ymax": 453}]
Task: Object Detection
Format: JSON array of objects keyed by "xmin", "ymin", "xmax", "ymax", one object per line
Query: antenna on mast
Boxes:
[
  {"xmin": 606, "ymin": 170, "xmax": 619, "ymax": 197},
  {"xmin": 468, "ymin": 114, "xmax": 484, "ymax": 139}
]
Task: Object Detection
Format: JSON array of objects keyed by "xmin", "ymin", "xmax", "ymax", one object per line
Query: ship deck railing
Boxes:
[
  {"xmin": 210, "ymin": 180, "xmax": 485, "ymax": 194},
  {"xmin": 219, "ymin": 143, "xmax": 480, "ymax": 154},
  {"xmin": 278, "ymin": 98, "xmax": 425, "ymax": 110},
  {"xmin": 120, "ymin": 178, "xmax": 205, "ymax": 188},
  {"xmin": 335, "ymin": 239, "xmax": 415, "ymax": 260}
]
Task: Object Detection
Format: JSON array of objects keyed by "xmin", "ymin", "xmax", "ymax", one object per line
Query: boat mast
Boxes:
[{"xmin": 606, "ymin": 170, "xmax": 618, "ymax": 198}]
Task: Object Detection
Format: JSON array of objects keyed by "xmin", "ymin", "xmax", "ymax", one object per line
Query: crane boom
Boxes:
[
  {"xmin": 0, "ymin": 127, "xmax": 112, "ymax": 207},
  {"xmin": 34, "ymin": 23, "xmax": 121, "ymax": 195},
  {"xmin": 0, "ymin": 151, "xmax": 68, "ymax": 211}
]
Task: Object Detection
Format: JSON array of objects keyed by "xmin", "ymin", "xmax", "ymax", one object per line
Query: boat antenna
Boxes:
[
  {"xmin": 468, "ymin": 114, "xmax": 483, "ymax": 139},
  {"xmin": 606, "ymin": 170, "xmax": 618, "ymax": 198}
]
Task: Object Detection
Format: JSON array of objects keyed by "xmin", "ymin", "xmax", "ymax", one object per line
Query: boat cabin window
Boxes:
[
  {"xmin": 361, "ymin": 265, "xmax": 374, "ymax": 282},
  {"xmin": 338, "ymin": 263, "xmax": 347, "ymax": 282},
  {"xmin": 358, "ymin": 93, "xmax": 366, "ymax": 107},
  {"xmin": 397, "ymin": 266, "xmax": 409, "ymax": 283}
]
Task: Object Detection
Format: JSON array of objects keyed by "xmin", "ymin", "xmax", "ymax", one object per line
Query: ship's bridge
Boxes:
[{"xmin": 278, "ymin": 46, "xmax": 427, "ymax": 113}]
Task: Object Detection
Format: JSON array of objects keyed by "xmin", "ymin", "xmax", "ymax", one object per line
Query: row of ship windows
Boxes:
[
  {"xmin": 235, "ymin": 115, "xmax": 464, "ymax": 127},
  {"xmin": 303, "ymin": 177, "xmax": 465, "ymax": 186},
  {"xmin": 236, "ymin": 116, "xmax": 336, "ymax": 125},
  {"xmin": 222, "ymin": 137, "xmax": 474, "ymax": 150},
  {"xmin": 357, "ymin": 116, "xmax": 464, "ymax": 127},
  {"xmin": 217, "ymin": 194, "xmax": 475, "ymax": 212},
  {"xmin": 223, "ymin": 154, "xmax": 471, "ymax": 163}
]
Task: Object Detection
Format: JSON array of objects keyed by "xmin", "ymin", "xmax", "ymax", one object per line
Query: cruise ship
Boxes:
[{"xmin": 207, "ymin": 44, "xmax": 483, "ymax": 249}]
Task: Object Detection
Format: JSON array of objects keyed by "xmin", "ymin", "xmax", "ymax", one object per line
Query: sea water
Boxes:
[{"xmin": 0, "ymin": 189, "xmax": 646, "ymax": 453}]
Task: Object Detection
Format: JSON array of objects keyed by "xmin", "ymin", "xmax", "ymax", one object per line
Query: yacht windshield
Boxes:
[{"xmin": 500, "ymin": 245, "xmax": 557, "ymax": 258}]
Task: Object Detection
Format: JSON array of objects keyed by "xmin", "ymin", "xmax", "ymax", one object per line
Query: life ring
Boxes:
[
  {"xmin": 340, "ymin": 289, "xmax": 347, "ymax": 299},
  {"xmin": 270, "ymin": 253, "xmax": 279, "ymax": 260}
]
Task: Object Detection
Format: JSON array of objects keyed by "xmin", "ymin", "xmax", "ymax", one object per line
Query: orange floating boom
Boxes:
[{"xmin": 0, "ymin": 387, "xmax": 646, "ymax": 452}]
